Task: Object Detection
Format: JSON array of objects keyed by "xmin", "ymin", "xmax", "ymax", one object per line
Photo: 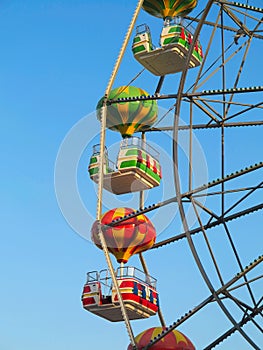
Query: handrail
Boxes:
[
  {"xmin": 120, "ymin": 136, "xmax": 160, "ymax": 161},
  {"xmin": 85, "ymin": 266, "xmax": 157, "ymax": 289}
]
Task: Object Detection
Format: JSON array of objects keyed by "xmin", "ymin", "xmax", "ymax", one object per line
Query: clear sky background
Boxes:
[{"xmin": 1, "ymin": 1, "xmax": 262, "ymax": 350}]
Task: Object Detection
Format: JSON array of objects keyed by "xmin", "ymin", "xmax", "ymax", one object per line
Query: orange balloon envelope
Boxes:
[
  {"xmin": 127, "ymin": 327, "xmax": 195, "ymax": 350},
  {"xmin": 91, "ymin": 208, "xmax": 156, "ymax": 263}
]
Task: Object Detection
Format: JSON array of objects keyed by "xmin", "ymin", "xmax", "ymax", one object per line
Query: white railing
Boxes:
[
  {"xmin": 120, "ymin": 136, "xmax": 160, "ymax": 161},
  {"xmin": 86, "ymin": 266, "xmax": 157, "ymax": 289},
  {"xmin": 135, "ymin": 23, "xmax": 151, "ymax": 35}
]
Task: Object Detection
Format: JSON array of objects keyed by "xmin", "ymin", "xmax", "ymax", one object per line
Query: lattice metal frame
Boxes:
[{"xmin": 96, "ymin": 1, "xmax": 263, "ymax": 349}]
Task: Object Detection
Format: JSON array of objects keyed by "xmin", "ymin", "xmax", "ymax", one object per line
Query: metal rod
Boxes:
[
  {"xmin": 185, "ymin": 14, "xmax": 263, "ymax": 40},
  {"xmin": 188, "ymin": 100, "xmax": 193, "ymax": 191},
  {"xmin": 228, "ymin": 274, "xmax": 263, "ymax": 292},
  {"xmin": 203, "ymin": 306, "xmax": 263, "ymax": 350},
  {"xmin": 221, "ymin": 3, "xmax": 251, "ymax": 36},
  {"xmin": 225, "ymin": 35, "xmax": 252, "ymax": 115},
  {"xmin": 155, "ymin": 76, "xmax": 165, "ymax": 94},
  {"xmin": 190, "ymin": 9, "xmax": 222, "ymax": 94},
  {"xmin": 145, "ymin": 254, "xmax": 263, "ymax": 349},
  {"xmin": 222, "ymin": 222, "xmax": 257, "ymax": 307},
  {"xmin": 192, "ymin": 184, "xmax": 263, "ymax": 197},
  {"xmin": 182, "ymin": 161, "xmax": 263, "ymax": 198},
  {"xmin": 107, "ymin": 196, "xmax": 177, "ymax": 227},
  {"xmin": 152, "ymin": 203, "xmax": 263, "ymax": 249},
  {"xmin": 216, "ymin": 1, "xmax": 263, "ymax": 14},
  {"xmin": 220, "ymin": 4, "xmax": 226, "ymax": 217},
  {"xmin": 224, "ymin": 181, "xmax": 263, "ymax": 216},
  {"xmin": 145, "ymin": 120, "xmax": 263, "ymax": 132},
  {"xmin": 107, "ymin": 85, "xmax": 263, "ymax": 105},
  {"xmin": 143, "ymin": 294, "xmax": 215, "ymax": 349},
  {"xmin": 139, "ymin": 131, "xmax": 166, "ymax": 328},
  {"xmin": 191, "ymin": 197, "xmax": 225, "ymax": 285},
  {"xmin": 225, "ymin": 101, "xmax": 263, "ymax": 122},
  {"xmin": 139, "ymin": 132, "xmax": 146, "ymax": 211}
]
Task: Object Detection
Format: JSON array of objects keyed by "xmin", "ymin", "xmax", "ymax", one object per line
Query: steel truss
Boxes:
[{"xmin": 96, "ymin": 1, "xmax": 263, "ymax": 349}]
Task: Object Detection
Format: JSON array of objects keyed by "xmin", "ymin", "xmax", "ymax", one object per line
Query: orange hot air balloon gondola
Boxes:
[
  {"xmin": 91, "ymin": 207, "xmax": 156, "ymax": 263},
  {"xmin": 127, "ymin": 327, "xmax": 196, "ymax": 350},
  {"xmin": 83, "ymin": 209, "xmax": 159, "ymax": 322}
]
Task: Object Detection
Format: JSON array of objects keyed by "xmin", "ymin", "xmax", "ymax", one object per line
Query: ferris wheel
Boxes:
[{"xmin": 81, "ymin": 1, "xmax": 263, "ymax": 349}]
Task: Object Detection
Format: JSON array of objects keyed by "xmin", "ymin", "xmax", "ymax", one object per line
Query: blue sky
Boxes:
[{"xmin": 1, "ymin": 1, "xmax": 262, "ymax": 350}]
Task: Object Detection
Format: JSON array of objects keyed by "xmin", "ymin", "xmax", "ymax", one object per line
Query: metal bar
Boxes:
[
  {"xmin": 191, "ymin": 98, "xmax": 222, "ymax": 124},
  {"xmin": 155, "ymin": 76, "xmax": 165, "ymax": 94},
  {"xmin": 138, "ymin": 132, "xmax": 166, "ymax": 328},
  {"xmin": 224, "ymin": 181, "xmax": 263, "ymax": 216},
  {"xmin": 145, "ymin": 120, "xmax": 263, "ymax": 132},
  {"xmin": 224, "ymin": 100, "xmax": 263, "ymax": 122},
  {"xmin": 223, "ymin": 14, "xmax": 263, "ymax": 116},
  {"xmin": 228, "ymin": 274, "xmax": 263, "ymax": 292},
  {"xmin": 185, "ymin": 16, "xmax": 263, "ymax": 40},
  {"xmin": 143, "ymin": 294, "xmax": 215, "ymax": 349},
  {"xmin": 139, "ymin": 132, "xmax": 146, "ymax": 211},
  {"xmin": 188, "ymin": 100, "xmax": 193, "ymax": 191},
  {"xmin": 221, "ymin": 3, "xmax": 251, "ymax": 36},
  {"xmin": 203, "ymin": 306, "xmax": 263, "ymax": 350},
  {"xmin": 256, "ymin": 296, "xmax": 263, "ymax": 308},
  {"xmin": 191, "ymin": 198, "xmax": 220, "ymax": 220},
  {"xmin": 191, "ymin": 86, "xmax": 263, "ymax": 97},
  {"xmin": 107, "ymin": 86, "xmax": 263, "ymax": 104},
  {"xmin": 222, "ymin": 222, "xmax": 257, "ymax": 307},
  {"xmin": 182, "ymin": 162, "xmax": 263, "ymax": 198},
  {"xmin": 193, "ymin": 39, "xmax": 245, "ymax": 92},
  {"xmin": 152, "ymin": 202, "xmax": 263, "ymax": 251},
  {"xmin": 220, "ymin": 5, "xmax": 226, "ymax": 217},
  {"xmin": 216, "ymin": 255, "xmax": 263, "ymax": 295},
  {"xmin": 217, "ymin": 0, "xmax": 263, "ymax": 14},
  {"xmin": 192, "ymin": 185, "xmax": 263, "ymax": 198},
  {"xmin": 106, "ymin": 196, "xmax": 177, "ymax": 227},
  {"xmin": 191, "ymin": 198, "xmax": 225, "ymax": 285},
  {"xmin": 190, "ymin": 9, "xmax": 222, "ymax": 94},
  {"xmin": 139, "ymin": 253, "xmax": 166, "ymax": 327},
  {"xmin": 195, "ymin": 97, "xmax": 263, "ymax": 108},
  {"xmin": 222, "ymin": 291, "xmax": 256, "ymax": 312},
  {"xmin": 225, "ymin": 36, "xmax": 252, "ymax": 115},
  {"xmin": 197, "ymin": 98, "xmax": 225, "ymax": 121},
  {"xmin": 145, "ymin": 254, "xmax": 263, "ymax": 349}
]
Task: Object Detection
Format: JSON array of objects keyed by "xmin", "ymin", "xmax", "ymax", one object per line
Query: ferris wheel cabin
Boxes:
[
  {"xmin": 132, "ymin": 22, "xmax": 203, "ymax": 76},
  {"xmin": 81, "ymin": 266, "xmax": 159, "ymax": 322},
  {"xmin": 88, "ymin": 137, "xmax": 162, "ymax": 195}
]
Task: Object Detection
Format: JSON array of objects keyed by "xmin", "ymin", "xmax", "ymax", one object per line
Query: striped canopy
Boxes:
[
  {"xmin": 142, "ymin": 0, "xmax": 198, "ymax": 19},
  {"xmin": 96, "ymin": 86, "xmax": 158, "ymax": 138},
  {"xmin": 127, "ymin": 327, "xmax": 195, "ymax": 350},
  {"xmin": 92, "ymin": 208, "xmax": 156, "ymax": 263}
]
